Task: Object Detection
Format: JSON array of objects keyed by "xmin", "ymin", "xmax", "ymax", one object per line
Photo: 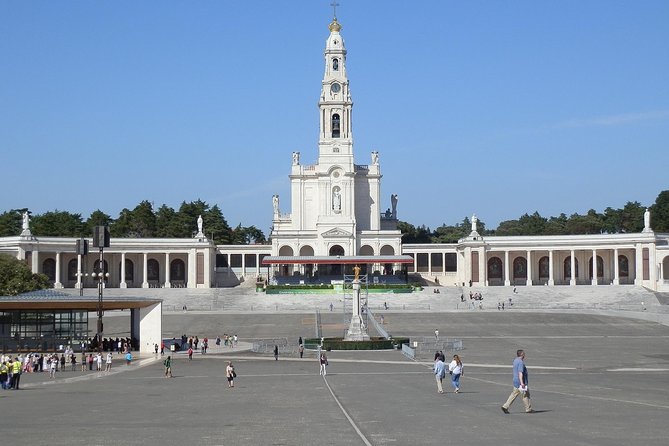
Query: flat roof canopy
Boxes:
[
  {"xmin": 0, "ymin": 290, "xmax": 161, "ymax": 311},
  {"xmin": 261, "ymin": 255, "xmax": 414, "ymax": 265}
]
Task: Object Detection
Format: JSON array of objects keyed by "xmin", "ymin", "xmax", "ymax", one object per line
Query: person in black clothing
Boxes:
[{"xmin": 274, "ymin": 345, "xmax": 279, "ymax": 361}]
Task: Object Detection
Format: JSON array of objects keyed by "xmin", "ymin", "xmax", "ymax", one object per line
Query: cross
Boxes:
[{"xmin": 331, "ymin": 1, "xmax": 339, "ymax": 19}]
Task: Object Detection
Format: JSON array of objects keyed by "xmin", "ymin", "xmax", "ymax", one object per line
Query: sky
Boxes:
[{"xmin": 2, "ymin": 1, "xmax": 668, "ymax": 234}]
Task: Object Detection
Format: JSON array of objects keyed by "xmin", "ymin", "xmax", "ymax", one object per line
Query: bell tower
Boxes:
[{"xmin": 318, "ymin": 13, "xmax": 354, "ymax": 170}]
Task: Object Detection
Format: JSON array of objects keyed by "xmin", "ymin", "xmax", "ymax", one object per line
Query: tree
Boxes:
[
  {"xmin": 231, "ymin": 224, "xmax": 266, "ymax": 244},
  {"xmin": 0, "ymin": 211, "xmax": 22, "ymax": 237},
  {"xmin": 398, "ymin": 221, "xmax": 432, "ymax": 244},
  {"xmin": 619, "ymin": 201, "xmax": 645, "ymax": 233},
  {"xmin": 155, "ymin": 205, "xmax": 180, "ymax": 238},
  {"xmin": 31, "ymin": 211, "xmax": 85, "ymax": 237},
  {"xmin": 0, "ymin": 254, "xmax": 50, "ymax": 295},
  {"xmin": 85, "ymin": 210, "xmax": 114, "ymax": 235},
  {"xmin": 650, "ymin": 190, "xmax": 669, "ymax": 232},
  {"xmin": 565, "ymin": 210, "xmax": 604, "ymax": 234}
]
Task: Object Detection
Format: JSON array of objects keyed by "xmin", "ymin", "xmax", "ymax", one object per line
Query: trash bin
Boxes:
[{"xmin": 170, "ymin": 344, "xmax": 175, "ymax": 352}]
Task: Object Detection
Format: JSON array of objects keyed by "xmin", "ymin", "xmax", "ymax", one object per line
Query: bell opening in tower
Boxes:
[{"xmin": 332, "ymin": 114, "xmax": 341, "ymax": 138}]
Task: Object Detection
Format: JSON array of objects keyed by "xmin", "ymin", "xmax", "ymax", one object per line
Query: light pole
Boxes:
[{"xmin": 92, "ymin": 226, "xmax": 110, "ymax": 350}]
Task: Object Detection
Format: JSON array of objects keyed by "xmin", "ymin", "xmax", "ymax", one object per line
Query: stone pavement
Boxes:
[{"xmin": 4, "ymin": 311, "xmax": 669, "ymax": 445}]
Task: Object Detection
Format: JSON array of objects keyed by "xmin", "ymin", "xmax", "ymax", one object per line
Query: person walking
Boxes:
[
  {"xmin": 434, "ymin": 329, "xmax": 439, "ymax": 341},
  {"xmin": 274, "ymin": 345, "xmax": 279, "ymax": 361},
  {"xmin": 448, "ymin": 354, "xmax": 463, "ymax": 393},
  {"xmin": 433, "ymin": 355, "xmax": 446, "ymax": 394},
  {"xmin": 299, "ymin": 344, "xmax": 304, "ymax": 358},
  {"xmin": 163, "ymin": 355, "xmax": 173, "ymax": 378},
  {"xmin": 319, "ymin": 352, "xmax": 328, "ymax": 376},
  {"xmin": 225, "ymin": 361, "xmax": 235, "ymax": 388},
  {"xmin": 188, "ymin": 346, "xmax": 193, "ymax": 361},
  {"xmin": 501, "ymin": 349, "xmax": 533, "ymax": 414}
]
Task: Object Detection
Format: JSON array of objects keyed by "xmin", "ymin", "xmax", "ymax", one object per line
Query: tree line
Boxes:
[
  {"xmin": 399, "ymin": 190, "xmax": 669, "ymax": 244},
  {"xmin": 2, "ymin": 191, "xmax": 668, "ymax": 245},
  {"xmin": 0, "ymin": 199, "xmax": 267, "ymax": 244}
]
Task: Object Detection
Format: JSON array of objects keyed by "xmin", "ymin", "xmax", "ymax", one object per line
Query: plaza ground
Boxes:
[{"xmin": 4, "ymin": 303, "xmax": 669, "ymax": 446}]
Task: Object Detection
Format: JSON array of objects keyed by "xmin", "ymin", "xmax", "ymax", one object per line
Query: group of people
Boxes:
[
  {"xmin": 433, "ymin": 351, "xmax": 463, "ymax": 394},
  {"xmin": 432, "ymin": 348, "xmax": 534, "ymax": 414},
  {"xmin": 0, "ymin": 349, "xmax": 120, "ymax": 389}
]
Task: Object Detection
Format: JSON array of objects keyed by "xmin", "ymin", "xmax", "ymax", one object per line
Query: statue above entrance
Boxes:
[
  {"xmin": 292, "ymin": 151, "xmax": 300, "ymax": 165},
  {"xmin": 391, "ymin": 194, "xmax": 398, "ymax": 219},
  {"xmin": 643, "ymin": 208, "xmax": 652, "ymax": 233},
  {"xmin": 471, "ymin": 214, "xmax": 478, "ymax": 233}
]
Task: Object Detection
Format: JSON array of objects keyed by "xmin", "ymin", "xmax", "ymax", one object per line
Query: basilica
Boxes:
[{"xmin": 1, "ymin": 16, "xmax": 668, "ymax": 293}]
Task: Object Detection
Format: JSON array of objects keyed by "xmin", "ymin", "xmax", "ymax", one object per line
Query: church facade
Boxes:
[{"xmin": 1, "ymin": 16, "xmax": 668, "ymax": 292}]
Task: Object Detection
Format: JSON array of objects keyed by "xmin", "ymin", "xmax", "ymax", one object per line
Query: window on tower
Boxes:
[
  {"xmin": 332, "ymin": 114, "xmax": 341, "ymax": 138},
  {"xmin": 333, "ymin": 58, "xmax": 339, "ymax": 71}
]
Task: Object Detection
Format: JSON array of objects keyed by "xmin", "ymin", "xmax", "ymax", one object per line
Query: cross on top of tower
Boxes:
[{"xmin": 331, "ymin": 1, "xmax": 339, "ymax": 20}]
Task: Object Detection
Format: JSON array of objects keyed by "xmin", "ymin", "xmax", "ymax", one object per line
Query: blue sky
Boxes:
[{"xmin": 2, "ymin": 1, "xmax": 668, "ymax": 233}]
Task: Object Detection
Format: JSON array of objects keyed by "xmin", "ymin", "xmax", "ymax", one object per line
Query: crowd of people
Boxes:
[{"xmin": 0, "ymin": 349, "xmax": 118, "ymax": 390}]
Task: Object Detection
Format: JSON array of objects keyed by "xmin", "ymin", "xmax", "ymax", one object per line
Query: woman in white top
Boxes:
[{"xmin": 448, "ymin": 354, "xmax": 463, "ymax": 393}]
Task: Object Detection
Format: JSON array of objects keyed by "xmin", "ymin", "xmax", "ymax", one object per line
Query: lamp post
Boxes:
[{"xmin": 92, "ymin": 226, "xmax": 110, "ymax": 350}]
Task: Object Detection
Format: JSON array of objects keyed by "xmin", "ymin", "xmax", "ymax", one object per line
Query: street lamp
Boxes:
[{"xmin": 92, "ymin": 226, "xmax": 110, "ymax": 350}]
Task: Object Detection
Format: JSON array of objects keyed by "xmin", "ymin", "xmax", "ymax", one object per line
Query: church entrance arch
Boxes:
[
  {"xmin": 170, "ymin": 259, "xmax": 186, "ymax": 284},
  {"xmin": 380, "ymin": 245, "xmax": 395, "ymax": 275},
  {"xmin": 43, "ymin": 258, "xmax": 56, "ymax": 282},
  {"xmin": 278, "ymin": 246, "xmax": 294, "ymax": 276},
  {"xmin": 487, "ymin": 257, "xmax": 503, "ymax": 285},
  {"xmin": 539, "ymin": 256, "xmax": 549, "ymax": 282},
  {"xmin": 513, "ymin": 257, "xmax": 527, "ymax": 284},
  {"xmin": 300, "ymin": 245, "xmax": 315, "ymax": 277},
  {"xmin": 327, "ymin": 245, "xmax": 345, "ymax": 276},
  {"xmin": 663, "ymin": 257, "xmax": 669, "ymax": 281}
]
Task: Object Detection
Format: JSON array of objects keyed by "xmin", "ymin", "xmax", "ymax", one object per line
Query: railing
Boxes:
[
  {"xmin": 401, "ymin": 343, "xmax": 416, "ymax": 360},
  {"xmin": 367, "ymin": 308, "xmax": 389, "ymax": 339}
]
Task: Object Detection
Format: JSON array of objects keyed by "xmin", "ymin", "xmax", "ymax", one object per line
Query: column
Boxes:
[
  {"xmin": 165, "ymin": 252, "xmax": 171, "ymax": 288},
  {"xmin": 428, "ymin": 252, "xmax": 432, "ymax": 275},
  {"xmin": 55, "ymin": 252, "xmax": 63, "ymax": 288},
  {"xmin": 241, "ymin": 251, "xmax": 246, "ymax": 277},
  {"xmin": 526, "ymin": 250, "xmax": 532, "ymax": 287},
  {"xmin": 548, "ymin": 250, "xmax": 554, "ymax": 286},
  {"xmin": 613, "ymin": 248, "xmax": 620, "ymax": 285},
  {"xmin": 31, "ymin": 250, "xmax": 39, "ymax": 274},
  {"xmin": 255, "ymin": 253, "xmax": 260, "ymax": 276},
  {"xmin": 570, "ymin": 250, "xmax": 576, "ymax": 286},
  {"xmin": 634, "ymin": 245, "xmax": 643, "ymax": 285},
  {"xmin": 142, "ymin": 253, "xmax": 149, "ymax": 288},
  {"xmin": 188, "ymin": 249, "xmax": 197, "ymax": 288},
  {"xmin": 120, "ymin": 252, "xmax": 127, "ymax": 288},
  {"xmin": 76, "ymin": 254, "xmax": 83, "ymax": 289},
  {"xmin": 504, "ymin": 251, "xmax": 510, "ymax": 286},
  {"xmin": 649, "ymin": 245, "xmax": 657, "ymax": 290},
  {"xmin": 479, "ymin": 248, "xmax": 487, "ymax": 286},
  {"xmin": 592, "ymin": 249, "xmax": 598, "ymax": 286}
]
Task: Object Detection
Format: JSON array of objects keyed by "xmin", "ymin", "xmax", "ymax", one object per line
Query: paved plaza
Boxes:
[{"xmin": 4, "ymin": 295, "xmax": 669, "ymax": 446}]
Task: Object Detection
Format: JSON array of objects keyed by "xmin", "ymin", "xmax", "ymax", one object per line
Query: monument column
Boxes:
[
  {"xmin": 142, "ymin": 253, "xmax": 149, "ymax": 288},
  {"xmin": 592, "ymin": 249, "xmax": 598, "ymax": 286},
  {"xmin": 570, "ymin": 250, "xmax": 576, "ymax": 286},
  {"xmin": 55, "ymin": 252, "xmax": 63, "ymax": 289},
  {"xmin": 504, "ymin": 250, "xmax": 510, "ymax": 286},
  {"xmin": 548, "ymin": 250, "xmax": 554, "ymax": 286},
  {"xmin": 165, "ymin": 253, "xmax": 171, "ymax": 288},
  {"xmin": 526, "ymin": 250, "xmax": 532, "ymax": 287},
  {"xmin": 613, "ymin": 248, "xmax": 620, "ymax": 285}
]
